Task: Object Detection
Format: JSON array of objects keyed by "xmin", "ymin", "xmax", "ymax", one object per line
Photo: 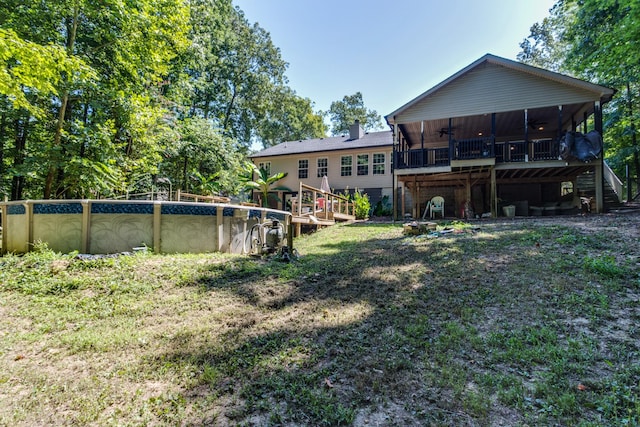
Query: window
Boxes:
[
  {"xmin": 357, "ymin": 154, "xmax": 369, "ymax": 176},
  {"xmin": 298, "ymin": 159, "xmax": 308, "ymax": 179},
  {"xmin": 317, "ymin": 158, "xmax": 328, "ymax": 177},
  {"xmin": 258, "ymin": 161, "xmax": 271, "ymax": 175},
  {"xmin": 341, "ymin": 156, "xmax": 352, "ymax": 176},
  {"xmin": 373, "ymin": 153, "xmax": 385, "ymax": 175}
]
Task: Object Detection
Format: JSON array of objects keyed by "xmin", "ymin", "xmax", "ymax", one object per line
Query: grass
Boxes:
[{"xmin": 1, "ymin": 214, "xmax": 639, "ymax": 425}]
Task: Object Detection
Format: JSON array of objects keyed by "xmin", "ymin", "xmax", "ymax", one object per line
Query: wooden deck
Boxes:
[{"xmin": 291, "ymin": 183, "xmax": 355, "ymax": 235}]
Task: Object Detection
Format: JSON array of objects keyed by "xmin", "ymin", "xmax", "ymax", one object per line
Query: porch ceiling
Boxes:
[
  {"xmin": 398, "ymin": 102, "xmax": 592, "ymax": 149},
  {"xmin": 397, "ymin": 164, "xmax": 593, "ymax": 187}
]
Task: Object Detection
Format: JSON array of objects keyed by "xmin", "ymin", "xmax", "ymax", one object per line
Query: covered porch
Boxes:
[{"xmin": 386, "ymin": 54, "xmax": 615, "ymax": 219}]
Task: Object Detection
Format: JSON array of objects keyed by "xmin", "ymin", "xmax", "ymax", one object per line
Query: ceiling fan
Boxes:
[
  {"xmin": 438, "ymin": 127, "xmax": 455, "ymax": 138},
  {"xmin": 527, "ymin": 119, "xmax": 548, "ymax": 130}
]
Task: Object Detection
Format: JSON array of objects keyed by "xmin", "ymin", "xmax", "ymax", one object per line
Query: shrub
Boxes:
[{"xmin": 353, "ymin": 190, "xmax": 371, "ymax": 220}]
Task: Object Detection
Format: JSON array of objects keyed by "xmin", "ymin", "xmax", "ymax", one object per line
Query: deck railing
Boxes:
[
  {"xmin": 452, "ymin": 137, "xmax": 494, "ymax": 160},
  {"xmin": 294, "ymin": 183, "xmax": 354, "ymax": 220},
  {"xmin": 395, "ymin": 138, "xmax": 562, "ymax": 169}
]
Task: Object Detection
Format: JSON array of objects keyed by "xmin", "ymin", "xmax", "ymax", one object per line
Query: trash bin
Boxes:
[{"xmin": 502, "ymin": 205, "xmax": 516, "ymax": 218}]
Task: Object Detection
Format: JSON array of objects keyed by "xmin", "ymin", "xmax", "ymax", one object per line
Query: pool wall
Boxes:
[{"xmin": 0, "ymin": 200, "xmax": 292, "ymax": 255}]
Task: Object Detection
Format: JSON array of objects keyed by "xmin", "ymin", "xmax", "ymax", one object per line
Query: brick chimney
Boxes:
[{"xmin": 349, "ymin": 120, "xmax": 364, "ymax": 140}]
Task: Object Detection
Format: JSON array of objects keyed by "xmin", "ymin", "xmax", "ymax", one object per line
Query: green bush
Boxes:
[{"xmin": 353, "ymin": 190, "xmax": 371, "ymax": 220}]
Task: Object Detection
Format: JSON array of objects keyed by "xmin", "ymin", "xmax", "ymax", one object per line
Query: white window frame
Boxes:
[
  {"xmin": 341, "ymin": 155, "xmax": 352, "ymax": 177},
  {"xmin": 298, "ymin": 159, "xmax": 309, "ymax": 179},
  {"xmin": 373, "ymin": 153, "xmax": 385, "ymax": 175},
  {"xmin": 317, "ymin": 157, "xmax": 328, "ymax": 178},
  {"xmin": 357, "ymin": 154, "xmax": 369, "ymax": 176}
]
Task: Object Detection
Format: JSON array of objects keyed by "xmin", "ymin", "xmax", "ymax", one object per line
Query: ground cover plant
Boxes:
[{"xmin": 1, "ymin": 213, "xmax": 639, "ymax": 426}]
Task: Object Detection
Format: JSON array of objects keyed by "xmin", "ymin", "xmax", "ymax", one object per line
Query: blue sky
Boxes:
[{"xmin": 233, "ymin": 0, "xmax": 557, "ymax": 126}]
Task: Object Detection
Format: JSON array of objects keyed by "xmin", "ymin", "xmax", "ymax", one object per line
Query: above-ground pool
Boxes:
[{"xmin": 0, "ymin": 200, "xmax": 292, "ymax": 255}]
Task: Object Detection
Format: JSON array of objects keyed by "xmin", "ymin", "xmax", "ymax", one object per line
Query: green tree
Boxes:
[
  {"xmin": 245, "ymin": 164, "xmax": 289, "ymax": 207},
  {"xmin": 326, "ymin": 92, "xmax": 383, "ymax": 136},
  {"xmin": 256, "ymin": 86, "xmax": 327, "ymax": 147},
  {"xmin": 517, "ymin": 2, "xmax": 571, "ymax": 73},
  {"xmin": 158, "ymin": 117, "xmax": 244, "ymax": 195},
  {"xmin": 0, "ymin": 0, "xmax": 190, "ymax": 199},
  {"xmin": 562, "ymin": 0, "xmax": 640, "ymax": 196},
  {"xmin": 0, "ymin": 28, "xmax": 93, "ymax": 115},
  {"xmin": 518, "ymin": 0, "xmax": 640, "ymax": 196}
]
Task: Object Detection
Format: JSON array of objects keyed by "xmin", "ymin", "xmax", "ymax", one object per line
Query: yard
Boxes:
[{"xmin": 1, "ymin": 213, "xmax": 639, "ymax": 426}]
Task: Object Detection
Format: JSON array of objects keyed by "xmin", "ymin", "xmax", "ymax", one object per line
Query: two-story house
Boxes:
[
  {"xmin": 250, "ymin": 121, "xmax": 393, "ymax": 211},
  {"xmin": 252, "ymin": 54, "xmax": 619, "ymax": 219},
  {"xmin": 386, "ymin": 54, "xmax": 617, "ymax": 219}
]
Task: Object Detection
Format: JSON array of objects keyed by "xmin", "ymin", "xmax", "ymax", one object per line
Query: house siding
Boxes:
[
  {"xmin": 394, "ymin": 63, "xmax": 601, "ymax": 124},
  {"xmin": 253, "ymin": 147, "xmax": 393, "ymax": 204}
]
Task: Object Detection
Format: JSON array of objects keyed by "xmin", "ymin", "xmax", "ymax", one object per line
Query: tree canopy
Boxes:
[
  {"xmin": 325, "ymin": 92, "xmax": 384, "ymax": 136},
  {"xmin": 519, "ymin": 0, "xmax": 640, "ymax": 196},
  {"xmin": 0, "ymin": 0, "xmax": 326, "ymax": 200}
]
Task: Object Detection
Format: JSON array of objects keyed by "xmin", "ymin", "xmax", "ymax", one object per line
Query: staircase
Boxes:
[{"xmin": 576, "ymin": 171, "xmax": 622, "ymax": 210}]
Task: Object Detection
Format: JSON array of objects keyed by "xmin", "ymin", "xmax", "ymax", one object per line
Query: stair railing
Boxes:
[{"xmin": 604, "ymin": 162, "xmax": 623, "ymax": 202}]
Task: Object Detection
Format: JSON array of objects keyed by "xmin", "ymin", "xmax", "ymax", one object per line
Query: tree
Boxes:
[
  {"xmin": 561, "ymin": 0, "xmax": 640, "ymax": 196},
  {"xmin": 326, "ymin": 92, "xmax": 383, "ymax": 136},
  {"xmin": 244, "ymin": 164, "xmax": 289, "ymax": 207},
  {"xmin": 518, "ymin": 0, "xmax": 640, "ymax": 196},
  {"xmin": 0, "ymin": 0, "xmax": 190, "ymax": 199},
  {"xmin": 0, "ymin": 28, "xmax": 93, "ymax": 115},
  {"xmin": 517, "ymin": 2, "xmax": 571, "ymax": 73},
  {"xmin": 256, "ymin": 86, "xmax": 326, "ymax": 147},
  {"xmin": 158, "ymin": 117, "xmax": 244, "ymax": 195}
]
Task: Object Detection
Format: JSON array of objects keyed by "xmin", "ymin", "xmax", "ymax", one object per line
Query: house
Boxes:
[
  {"xmin": 385, "ymin": 54, "xmax": 618, "ymax": 219},
  {"xmin": 250, "ymin": 121, "xmax": 393, "ymax": 211},
  {"xmin": 252, "ymin": 54, "xmax": 620, "ymax": 220}
]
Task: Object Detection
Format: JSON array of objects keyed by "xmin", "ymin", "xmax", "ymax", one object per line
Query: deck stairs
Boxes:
[{"xmin": 576, "ymin": 171, "xmax": 622, "ymax": 210}]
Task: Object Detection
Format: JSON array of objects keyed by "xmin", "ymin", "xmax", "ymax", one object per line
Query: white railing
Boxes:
[{"xmin": 604, "ymin": 162, "xmax": 623, "ymax": 202}]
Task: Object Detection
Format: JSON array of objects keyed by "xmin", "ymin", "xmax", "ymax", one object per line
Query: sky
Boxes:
[{"xmin": 233, "ymin": 0, "xmax": 557, "ymax": 126}]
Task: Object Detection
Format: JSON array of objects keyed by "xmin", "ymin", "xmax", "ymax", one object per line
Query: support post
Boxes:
[
  {"xmin": 153, "ymin": 202, "xmax": 162, "ymax": 253},
  {"xmin": 491, "ymin": 167, "xmax": 497, "ymax": 217},
  {"xmin": 81, "ymin": 200, "xmax": 90, "ymax": 253},
  {"xmin": 594, "ymin": 100, "xmax": 604, "ymax": 213}
]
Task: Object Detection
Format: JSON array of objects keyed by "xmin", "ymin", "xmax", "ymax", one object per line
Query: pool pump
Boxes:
[{"xmin": 250, "ymin": 219, "xmax": 285, "ymax": 255}]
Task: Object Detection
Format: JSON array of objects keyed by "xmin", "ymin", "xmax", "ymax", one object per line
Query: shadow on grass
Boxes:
[{"xmin": 142, "ymin": 219, "xmax": 640, "ymax": 426}]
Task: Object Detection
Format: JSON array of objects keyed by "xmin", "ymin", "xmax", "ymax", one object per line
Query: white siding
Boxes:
[
  {"xmin": 254, "ymin": 147, "xmax": 393, "ymax": 194},
  {"xmin": 395, "ymin": 63, "xmax": 602, "ymax": 124}
]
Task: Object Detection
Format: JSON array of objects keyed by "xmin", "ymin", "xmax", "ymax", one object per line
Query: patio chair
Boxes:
[{"xmin": 430, "ymin": 196, "xmax": 445, "ymax": 219}]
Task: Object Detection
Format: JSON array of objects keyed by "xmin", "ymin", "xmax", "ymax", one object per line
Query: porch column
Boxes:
[
  {"xmin": 401, "ymin": 184, "xmax": 406, "ymax": 219},
  {"xmin": 557, "ymin": 106, "xmax": 563, "ymax": 140},
  {"xmin": 420, "ymin": 121, "xmax": 425, "ymax": 167},
  {"xmin": 393, "ymin": 123, "xmax": 398, "ymax": 221},
  {"xmin": 491, "ymin": 113, "xmax": 496, "ymax": 156},
  {"xmin": 448, "ymin": 118, "xmax": 454, "ymax": 160},
  {"xmin": 524, "ymin": 109, "xmax": 529, "ymax": 161},
  {"xmin": 594, "ymin": 100, "xmax": 604, "ymax": 213},
  {"xmin": 490, "ymin": 167, "xmax": 497, "ymax": 217}
]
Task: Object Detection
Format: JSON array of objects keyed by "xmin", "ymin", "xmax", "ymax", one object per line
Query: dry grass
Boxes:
[{"xmin": 0, "ymin": 213, "xmax": 639, "ymax": 426}]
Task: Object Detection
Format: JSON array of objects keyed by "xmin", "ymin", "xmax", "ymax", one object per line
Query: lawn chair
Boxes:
[{"xmin": 430, "ymin": 196, "xmax": 445, "ymax": 219}]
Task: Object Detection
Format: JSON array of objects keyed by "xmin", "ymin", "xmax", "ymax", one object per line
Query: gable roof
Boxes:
[
  {"xmin": 250, "ymin": 130, "xmax": 393, "ymax": 159},
  {"xmin": 385, "ymin": 54, "xmax": 615, "ymax": 125}
]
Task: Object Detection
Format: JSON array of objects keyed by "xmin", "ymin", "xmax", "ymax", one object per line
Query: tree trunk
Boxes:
[
  {"xmin": 11, "ymin": 115, "xmax": 29, "ymax": 200},
  {"xmin": 627, "ymin": 82, "xmax": 640, "ymax": 197},
  {"xmin": 44, "ymin": 7, "xmax": 79, "ymax": 199},
  {"xmin": 222, "ymin": 85, "xmax": 237, "ymax": 134},
  {"xmin": 0, "ymin": 109, "xmax": 6, "ymax": 180},
  {"xmin": 182, "ymin": 155, "xmax": 189, "ymax": 192}
]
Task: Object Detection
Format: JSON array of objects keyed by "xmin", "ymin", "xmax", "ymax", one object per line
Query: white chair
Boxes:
[{"xmin": 430, "ymin": 196, "xmax": 445, "ymax": 219}]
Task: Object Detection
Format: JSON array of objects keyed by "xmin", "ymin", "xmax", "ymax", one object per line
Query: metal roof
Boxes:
[{"xmin": 250, "ymin": 130, "xmax": 393, "ymax": 159}]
